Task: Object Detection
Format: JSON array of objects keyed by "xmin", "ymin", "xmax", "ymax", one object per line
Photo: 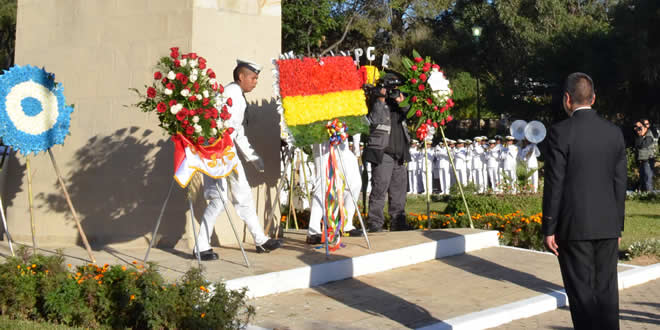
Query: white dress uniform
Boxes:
[
  {"xmin": 419, "ymin": 146, "xmax": 433, "ymax": 193},
  {"xmin": 485, "ymin": 144, "xmax": 500, "ymax": 192},
  {"xmin": 454, "ymin": 145, "xmax": 468, "ymax": 186},
  {"xmin": 435, "ymin": 145, "xmax": 451, "ymax": 195},
  {"xmin": 465, "ymin": 143, "xmax": 473, "ymax": 184},
  {"xmin": 471, "ymin": 142, "xmax": 486, "ymax": 193},
  {"xmin": 197, "ymin": 82, "xmax": 270, "ymax": 252},
  {"xmin": 519, "ymin": 143, "xmax": 541, "ymax": 193},
  {"xmin": 307, "ymin": 141, "xmax": 362, "ymax": 236},
  {"xmin": 500, "ymin": 143, "xmax": 518, "ymax": 193},
  {"xmin": 408, "ymin": 146, "xmax": 420, "ymax": 194}
]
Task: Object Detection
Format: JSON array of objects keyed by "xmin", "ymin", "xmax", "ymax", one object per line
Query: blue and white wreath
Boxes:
[{"xmin": 0, "ymin": 65, "xmax": 74, "ymax": 155}]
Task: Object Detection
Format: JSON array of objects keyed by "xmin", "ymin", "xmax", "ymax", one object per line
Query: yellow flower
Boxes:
[
  {"xmin": 283, "ymin": 90, "xmax": 368, "ymax": 126},
  {"xmin": 31, "ymin": 264, "xmax": 36, "ymax": 268},
  {"xmin": 201, "ymin": 313, "xmax": 206, "ymax": 318},
  {"xmin": 130, "ymin": 295, "xmax": 135, "ymax": 300},
  {"xmin": 16, "ymin": 265, "xmax": 20, "ymax": 269}
]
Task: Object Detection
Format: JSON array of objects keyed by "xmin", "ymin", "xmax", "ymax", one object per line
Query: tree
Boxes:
[
  {"xmin": 0, "ymin": 0, "xmax": 15, "ymax": 69},
  {"xmin": 281, "ymin": 0, "xmax": 337, "ymax": 55}
]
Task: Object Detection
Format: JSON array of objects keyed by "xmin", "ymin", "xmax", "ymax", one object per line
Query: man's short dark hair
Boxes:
[
  {"xmin": 564, "ymin": 72, "xmax": 595, "ymax": 105},
  {"xmin": 232, "ymin": 65, "xmax": 253, "ymax": 82},
  {"xmin": 641, "ymin": 118, "xmax": 650, "ymax": 125}
]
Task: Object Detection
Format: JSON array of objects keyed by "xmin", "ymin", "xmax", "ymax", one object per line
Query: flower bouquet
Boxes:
[
  {"xmin": 399, "ymin": 50, "xmax": 455, "ymax": 141},
  {"xmin": 132, "ymin": 47, "xmax": 238, "ymax": 187},
  {"xmin": 273, "ymin": 56, "xmax": 369, "ymax": 147}
]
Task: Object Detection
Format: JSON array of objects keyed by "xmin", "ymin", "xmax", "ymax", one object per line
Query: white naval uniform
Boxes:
[
  {"xmin": 465, "ymin": 146, "xmax": 473, "ymax": 184},
  {"xmin": 471, "ymin": 144, "xmax": 486, "ymax": 192},
  {"xmin": 435, "ymin": 146, "xmax": 451, "ymax": 195},
  {"xmin": 408, "ymin": 147, "xmax": 420, "ymax": 194},
  {"xmin": 308, "ymin": 141, "xmax": 361, "ymax": 235},
  {"xmin": 500, "ymin": 144, "xmax": 518, "ymax": 193},
  {"xmin": 196, "ymin": 83, "xmax": 270, "ymax": 252},
  {"xmin": 454, "ymin": 147, "xmax": 468, "ymax": 186},
  {"xmin": 519, "ymin": 144, "xmax": 541, "ymax": 193},
  {"xmin": 485, "ymin": 147, "xmax": 500, "ymax": 192}
]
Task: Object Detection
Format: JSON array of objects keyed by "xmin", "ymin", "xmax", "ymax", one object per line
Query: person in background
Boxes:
[
  {"xmin": 453, "ymin": 139, "xmax": 468, "ymax": 186},
  {"xmin": 642, "ymin": 118, "xmax": 658, "ymax": 171},
  {"xmin": 408, "ymin": 140, "xmax": 420, "ymax": 194},
  {"xmin": 634, "ymin": 120, "xmax": 655, "ymax": 191},
  {"xmin": 519, "ymin": 139, "xmax": 541, "ymax": 193},
  {"xmin": 485, "ymin": 139, "xmax": 500, "ymax": 192}
]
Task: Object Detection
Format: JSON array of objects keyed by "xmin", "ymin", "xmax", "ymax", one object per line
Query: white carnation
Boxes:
[
  {"xmin": 196, "ymin": 94, "xmax": 202, "ymax": 100},
  {"xmin": 180, "ymin": 89, "xmax": 190, "ymax": 97},
  {"xmin": 201, "ymin": 69, "xmax": 207, "ymax": 77},
  {"xmin": 189, "ymin": 59, "xmax": 198, "ymax": 68},
  {"xmin": 192, "ymin": 69, "xmax": 199, "ymax": 76},
  {"xmin": 164, "ymin": 89, "xmax": 173, "ymax": 95},
  {"xmin": 162, "ymin": 122, "xmax": 170, "ymax": 127},
  {"xmin": 180, "ymin": 59, "xmax": 187, "ymax": 67},
  {"xmin": 190, "ymin": 75, "xmax": 198, "ymax": 83},
  {"xmin": 167, "ymin": 71, "xmax": 175, "ymax": 80},
  {"xmin": 210, "ymin": 128, "xmax": 217, "ymax": 135},
  {"xmin": 209, "ymin": 78, "xmax": 217, "ymax": 85},
  {"xmin": 202, "ymin": 90, "xmax": 209, "ymax": 98},
  {"xmin": 170, "ymin": 104, "xmax": 182, "ymax": 114},
  {"xmin": 194, "ymin": 124, "xmax": 202, "ymax": 133},
  {"xmin": 192, "ymin": 116, "xmax": 200, "ymax": 123}
]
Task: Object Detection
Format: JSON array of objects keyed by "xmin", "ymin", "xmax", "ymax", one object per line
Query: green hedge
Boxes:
[{"xmin": 445, "ymin": 185, "xmax": 542, "ymax": 215}]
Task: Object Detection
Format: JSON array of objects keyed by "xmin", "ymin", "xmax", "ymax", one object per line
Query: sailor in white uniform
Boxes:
[
  {"xmin": 408, "ymin": 140, "xmax": 420, "ymax": 194},
  {"xmin": 197, "ymin": 60, "xmax": 281, "ymax": 260},
  {"xmin": 519, "ymin": 139, "xmax": 541, "ymax": 193},
  {"xmin": 454, "ymin": 139, "xmax": 468, "ymax": 186},
  {"xmin": 485, "ymin": 139, "xmax": 500, "ymax": 192},
  {"xmin": 471, "ymin": 137, "xmax": 486, "ymax": 193},
  {"xmin": 435, "ymin": 142, "xmax": 451, "ymax": 195},
  {"xmin": 500, "ymin": 135, "xmax": 519, "ymax": 193}
]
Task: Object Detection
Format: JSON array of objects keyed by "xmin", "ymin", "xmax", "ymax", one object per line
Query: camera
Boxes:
[{"xmin": 366, "ymin": 72, "xmax": 404, "ymax": 99}]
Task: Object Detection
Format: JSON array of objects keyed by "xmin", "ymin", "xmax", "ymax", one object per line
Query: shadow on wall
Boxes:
[
  {"xmin": 37, "ymin": 127, "xmax": 188, "ymax": 249},
  {"xmin": 0, "ymin": 150, "xmax": 26, "ymax": 238}
]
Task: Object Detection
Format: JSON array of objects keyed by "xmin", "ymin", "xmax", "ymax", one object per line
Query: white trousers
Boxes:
[
  {"xmin": 455, "ymin": 168, "xmax": 468, "ymax": 187},
  {"xmin": 471, "ymin": 168, "xmax": 485, "ymax": 193},
  {"xmin": 528, "ymin": 169, "xmax": 539, "ymax": 193},
  {"xmin": 502, "ymin": 167, "xmax": 517, "ymax": 193},
  {"xmin": 196, "ymin": 160, "xmax": 269, "ymax": 252},
  {"xmin": 408, "ymin": 170, "xmax": 419, "ymax": 194},
  {"xmin": 487, "ymin": 168, "xmax": 499, "ymax": 192},
  {"xmin": 437, "ymin": 167, "xmax": 451, "ymax": 195},
  {"xmin": 308, "ymin": 143, "xmax": 361, "ymax": 235}
]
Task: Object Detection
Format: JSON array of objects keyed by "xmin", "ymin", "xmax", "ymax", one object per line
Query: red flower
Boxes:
[
  {"xmin": 180, "ymin": 75, "xmax": 188, "ymax": 85},
  {"xmin": 218, "ymin": 84, "xmax": 224, "ymax": 93},
  {"xmin": 199, "ymin": 62, "xmax": 206, "ymax": 70},
  {"xmin": 154, "ymin": 72, "xmax": 162, "ymax": 80},
  {"xmin": 426, "ymin": 119, "xmax": 432, "ymax": 124},
  {"xmin": 176, "ymin": 111, "xmax": 186, "ymax": 121},
  {"xmin": 208, "ymin": 137, "xmax": 216, "ymax": 144},
  {"xmin": 419, "ymin": 73, "xmax": 427, "ymax": 82},
  {"xmin": 169, "ymin": 100, "xmax": 178, "ymax": 106},
  {"xmin": 183, "ymin": 120, "xmax": 189, "ymax": 126},
  {"xmin": 146, "ymin": 87, "xmax": 156, "ymax": 98},
  {"xmin": 446, "ymin": 115, "xmax": 453, "ymax": 122},
  {"xmin": 447, "ymin": 98, "xmax": 455, "ymax": 107},
  {"xmin": 422, "ymin": 66, "xmax": 430, "ymax": 72},
  {"xmin": 432, "ymin": 64, "xmax": 440, "ymax": 70},
  {"xmin": 440, "ymin": 119, "xmax": 446, "ymax": 126},
  {"xmin": 418, "ymin": 84, "xmax": 425, "ymax": 91},
  {"xmin": 170, "ymin": 47, "xmax": 179, "ymax": 59},
  {"xmin": 207, "ymin": 69, "xmax": 216, "ymax": 79},
  {"xmin": 441, "ymin": 105, "xmax": 448, "ymax": 113},
  {"xmin": 411, "ymin": 65, "xmax": 418, "ymax": 71},
  {"xmin": 411, "ymin": 78, "xmax": 418, "ymax": 84},
  {"xmin": 202, "ymin": 98, "xmax": 210, "ymax": 106},
  {"xmin": 166, "ymin": 83, "xmax": 175, "ymax": 90},
  {"xmin": 193, "ymin": 82, "xmax": 200, "ymax": 92},
  {"xmin": 414, "ymin": 57, "xmax": 423, "ymax": 63},
  {"xmin": 174, "ymin": 59, "xmax": 181, "ymax": 67},
  {"xmin": 203, "ymin": 112, "xmax": 211, "ymax": 120},
  {"xmin": 188, "ymin": 96, "xmax": 197, "ymax": 102},
  {"xmin": 226, "ymin": 98, "xmax": 233, "ymax": 107},
  {"xmin": 156, "ymin": 102, "xmax": 166, "ymax": 113},
  {"xmin": 181, "ymin": 54, "xmax": 188, "ymax": 59},
  {"xmin": 189, "ymin": 53, "xmax": 198, "ymax": 60},
  {"xmin": 197, "ymin": 136, "xmax": 205, "ymax": 144},
  {"xmin": 432, "ymin": 122, "xmax": 438, "ymax": 128},
  {"xmin": 161, "ymin": 78, "xmax": 167, "ymax": 84},
  {"xmin": 433, "ymin": 106, "xmax": 438, "ymax": 111},
  {"xmin": 415, "ymin": 110, "xmax": 422, "ymax": 117},
  {"xmin": 426, "ymin": 98, "xmax": 433, "ymax": 105},
  {"xmin": 227, "ymin": 127, "xmax": 234, "ymax": 135},
  {"xmin": 185, "ymin": 126, "xmax": 194, "ymax": 135},
  {"xmin": 411, "ymin": 96, "xmax": 418, "ymax": 103},
  {"xmin": 210, "ymin": 120, "xmax": 217, "ymax": 128}
]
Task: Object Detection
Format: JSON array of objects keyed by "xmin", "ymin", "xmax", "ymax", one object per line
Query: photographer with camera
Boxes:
[
  {"xmin": 634, "ymin": 120, "xmax": 655, "ymax": 191},
  {"xmin": 362, "ymin": 74, "xmax": 412, "ymax": 232}
]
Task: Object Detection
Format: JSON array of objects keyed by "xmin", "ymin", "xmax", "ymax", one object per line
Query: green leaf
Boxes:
[
  {"xmin": 401, "ymin": 57, "xmax": 413, "ymax": 70},
  {"xmin": 412, "ymin": 49, "xmax": 422, "ymax": 59},
  {"xmin": 406, "ymin": 107, "xmax": 416, "ymax": 119}
]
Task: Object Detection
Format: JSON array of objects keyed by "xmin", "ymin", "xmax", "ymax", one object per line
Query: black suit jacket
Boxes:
[{"xmin": 542, "ymin": 109, "xmax": 627, "ymax": 240}]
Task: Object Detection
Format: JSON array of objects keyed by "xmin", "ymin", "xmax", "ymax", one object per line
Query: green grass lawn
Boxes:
[{"xmin": 0, "ymin": 315, "xmax": 85, "ymax": 329}]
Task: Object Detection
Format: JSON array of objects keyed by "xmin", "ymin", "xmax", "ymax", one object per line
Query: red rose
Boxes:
[
  {"xmin": 154, "ymin": 72, "xmax": 162, "ymax": 80},
  {"xmin": 176, "ymin": 111, "xmax": 186, "ymax": 121},
  {"xmin": 210, "ymin": 120, "xmax": 217, "ymax": 128},
  {"xmin": 432, "ymin": 64, "xmax": 440, "ymax": 70},
  {"xmin": 426, "ymin": 119, "xmax": 432, "ymax": 124},
  {"xmin": 189, "ymin": 53, "xmax": 198, "ymax": 59},
  {"xmin": 426, "ymin": 98, "xmax": 432, "ymax": 105},
  {"xmin": 226, "ymin": 98, "xmax": 233, "ymax": 107},
  {"xmin": 185, "ymin": 126, "xmax": 194, "ymax": 135},
  {"xmin": 199, "ymin": 62, "xmax": 206, "ymax": 70},
  {"xmin": 419, "ymin": 73, "xmax": 427, "ymax": 82},
  {"xmin": 203, "ymin": 112, "xmax": 210, "ymax": 120},
  {"xmin": 161, "ymin": 78, "xmax": 167, "ymax": 84},
  {"xmin": 202, "ymin": 98, "xmax": 210, "ymax": 106},
  {"xmin": 156, "ymin": 102, "xmax": 166, "ymax": 113},
  {"xmin": 446, "ymin": 115, "xmax": 453, "ymax": 122},
  {"xmin": 174, "ymin": 59, "xmax": 181, "ymax": 67},
  {"xmin": 441, "ymin": 105, "xmax": 448, "ymax": 113},
  {"xmin": 414, "ymin": 57, "xmax": 423, "ymax": 63},
  {"xmin": 432, "ymin": 122, "xmax": 438, "ymax": 128},
  {"xmin": 181, "ymin": 76, "xmax": 188, "ymax": 85},
  {"xmin": 188, "ymin": 96, "xmax": 196, "ymax": 102},
  {"xmin": 183, "ymin": 120, "xmax": 189, "ymax": 126},
  {"xmin": 197, "ymin": 136, "xmax": 205, "ymax": 144},
  {"xmin": 170, "ymin": 47, "xmax": 179, "ymax": 53},
  {"xmin": 181, "ymin": 107, "xmax": 188, "ymax": 116},
  {"xmin": 440, "ymin": 119, "xmax": 446, "ymax": 126},
  {"xmin": 447, "ymin": 98, "xmax": 455, "ymax": 107},
  {"xmin": 411, "ymin": 65, "xmax": 418, "ymax": 71},
  {"xmin": 433, "ymin": 106, "xmax": 438, "ymax": 111},
  {"xmin": 169, "ymin": 100, "xmax": 177, "ymax": 106},
  {"xmin": 207, "ymin": 69, "xmax": 216, "ymax": 79},
  {"xmin": 411, "ymin": 96, "xmax": 418, "ymax": 103},
  {"xmin": 418, "ymin": 84, "xmax": 425, "ymax": 91},
  {"xmin": 218, "ymin": 84, "xmax": 224, "ymax": 93},
  {"xmin": 208, "ymin": 137, "xmax": 216, "ymax": 144},
  {"xmin": 415, "ymin": 110, "xmax": 422, "ymax": 117},
  {"xmin": 222, "ymin": 105, "xmax": 228, "ymax": 112},
  {"xmin": 423, "ymin": 66, "xmax": 430, "ymax": 72},
  {"xmin": 170, "ymin": 47, "xmax": 179, "ymax": 59},
  {"xmin": 193, "ymin": 82, "xmax": 200, "ymax": 92},
  {"xmin": 227, "ymin": 127, "xmax": 234, "ymax": 135},
  {"xmin": 181, "ymin": 54, "xmax": 188, "ymax": 59},
  {"xmin": 146, "ymin": 87, "xmax": 156, "ymax": 98},
  {"xmin": 411, "ymin": 78, "xmax": 418, "ymax": 84},
  {"xmin": 166, "ymin": 83, "xmax": 175, "ymax": 90}
]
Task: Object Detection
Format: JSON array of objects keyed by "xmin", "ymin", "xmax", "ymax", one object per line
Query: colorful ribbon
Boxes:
[{"xmin": 322, "ymin": 120, "xmax": 349, "ymax": 251}]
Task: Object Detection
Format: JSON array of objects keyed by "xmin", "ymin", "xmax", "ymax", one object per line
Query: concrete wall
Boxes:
[{"xmin": 5, "ymin": 0, "xmax": 281, "ymax": 251}]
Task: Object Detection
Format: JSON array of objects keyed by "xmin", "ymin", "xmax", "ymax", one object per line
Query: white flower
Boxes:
[
  {"xmin": 216, "ymin": 119, "xmax": 223, "ymax": 128},
  {"xmin": 210, "ymin": 128, "xmax": 217, "ymax": 135},
  {"xmin": 209, "ymin": 78, "xmax": 217, "ymax": 86},
  {"xmin": 196, "ymin": 94, "xmax": 202, "ymax": 100},
  {"xmin": 180, "ymin": 59, "xmax": 187, "ymax": 67},
  {"xmin": 427, "ymin": 70, "xmax": 450, "ymax": 92},
  {"xmin": 194, "ymin": 124, "xmax": 202, "ymax": 133},
  {"xmin": 190, "ymin": 75, "xmax": 198, "ymax": 83},
  {"xmin": 170, "ymin": 104, "xmax": 182, "ymax": 114},
  {"xmin": 164, "ymin": 89, "xmax": 173, "ymax": 95},
  {"xmin": 167, "ymin": 71, "xmax": 175, "ymax": 80},
  {"xmin": 202, "ymin": 90, "xmax": 209, "ymax": 98},
  {"xmin": 192, "ymin": 69, "xmax": 199, "ymax": 76},
  {"xmin": 180, "ymin": 89, "xmax": 190, "ymax": 97},
  {"xmin": 201, "ymin": 69, "xmax": 207, "ymax": 77},
  {"xmin": 189, "ymin": 59, "xmax": 198, "ymax": 68},
  {"xmin": 192, "ymin": 116, "xmax": 200, "ymax": 123},
  {"xmin": 162, "ymin": 122, "xmax": 170, "ymax": 127}
]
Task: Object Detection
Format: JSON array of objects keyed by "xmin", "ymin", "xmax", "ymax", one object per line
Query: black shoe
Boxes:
[
  {"xmin": 367, "ymin": 226, "xmax": 384, "ymax": 233},
  {"xmin": 195, "ymin": 249, "xmax": 219, "ymax": 261},
  {"xmin": 344, "ymin": 229, "xmax": 363, "ymax": 237},
  {"xmin": 306, "ymin": 234, "xmax": 322, "ymax": 245},
  {"xmin": 256, "ymin": 238, "xmax": 282, "ymax": 253},
  {"xmin": 390, "ymin": 223, "xmax": 412, "ymax": 231}
]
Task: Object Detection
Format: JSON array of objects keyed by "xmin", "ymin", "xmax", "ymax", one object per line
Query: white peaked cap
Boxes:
[{"xmin": 236, "ymin": 59, "xmax": 262, "ymax": 73}]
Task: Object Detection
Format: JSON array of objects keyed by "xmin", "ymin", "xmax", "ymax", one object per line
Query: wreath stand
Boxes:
[
  {"xmin": 0, "ymin": 146, "xmax": 14, "ymax": 256},
  {"xmin": 142, "ymin": 177, "xmax": 252, "ymax": 269}
]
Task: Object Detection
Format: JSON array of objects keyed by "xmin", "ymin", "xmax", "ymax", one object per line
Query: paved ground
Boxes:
[
  {"xmin": 0, "ymin": 228, "xmax": 483, "ymax": 282},
  {"xmin": 250, "ymin": 247, "xmax": 636, "ymax": 330},
  {"xmin": 494, "ymin": 278, "xmax": 660, "ymax": 330}
]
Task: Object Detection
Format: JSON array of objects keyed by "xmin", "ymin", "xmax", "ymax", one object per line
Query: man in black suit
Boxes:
[{"xmin": 542, "ymin": 72, "xmax": 627, "ymax": 330}]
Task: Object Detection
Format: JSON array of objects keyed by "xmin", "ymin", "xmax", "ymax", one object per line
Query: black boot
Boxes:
[
  {"xmin": 194, "ymin": 249, "xmax": 219, "ymax": 261},
  {"xmin": 256, "ymin": 238, "xmax": 282, "ymax": 253}
]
